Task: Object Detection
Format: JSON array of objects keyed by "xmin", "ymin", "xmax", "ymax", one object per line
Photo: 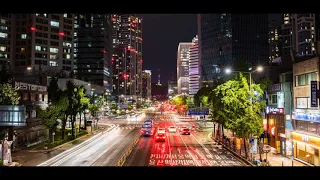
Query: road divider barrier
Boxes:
[{"xmin": 117, "ymin": 134, "xmax": 140, "ymax": 166}]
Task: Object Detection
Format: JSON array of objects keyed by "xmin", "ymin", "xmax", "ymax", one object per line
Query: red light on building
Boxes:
[
  {"xmin": 30, "ymin": 26, "xmax": 36, "ymax": 31},
  {"xmin": 112, "ymin": 58, "xmax": 114, "ymax": 62},
  {"xmin": 103, "ymin": 50, "xmax": 106, "ymax": 54},
  {"xmin": 141, "ymin": 38, "xmax": 143, "ymax": 41},
  {"xmin": 140, "ymin": 59, "xmax": 143, "ymax": 63},
  {"xmin": 124, "ymin": 48, "xmax": 127, "ymax": 51},
  {"xmin": 122, "ymin": 74, "xmax": 128, "ymax": 79},
  {"xmin": 112, "ymin": 18, "xmax": 116, "ymax": 22},
  {"xmin": 59, "ymin": 32, "xmax": 65, "ymax": 36}
]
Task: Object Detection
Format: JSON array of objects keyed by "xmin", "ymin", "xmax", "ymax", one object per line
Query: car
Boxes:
[
  {"xmin": 180, "ymin": 128, "xmax": 190, "ymax": 135},
  {"xmin": 168, "ymin": 126, "xmax": 177, "ymax": 133},
  {"xmin": 155, "ymin": 133, "xmax": 166, "ymax": 141},
  {"xmin": 157, "ymin": 127, "xmax": 166, "ymax": 134},
  {"xmin": 179, "ymin": 126, "xmax": 188, "ymax": 132}
]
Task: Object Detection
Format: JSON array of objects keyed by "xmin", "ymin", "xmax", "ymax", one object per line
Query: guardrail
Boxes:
[{"xmin": 117, "ymin": 134, "xmax": 140, "ymax": 166}]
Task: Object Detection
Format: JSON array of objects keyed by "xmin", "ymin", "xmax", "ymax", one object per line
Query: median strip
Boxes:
[{"xmin": 117, "ymin": 134, "xmax": 140, "ymax": 166}]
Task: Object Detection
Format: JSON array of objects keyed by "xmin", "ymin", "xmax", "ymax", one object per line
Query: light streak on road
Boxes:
[{"xmin": 37, "ymin": 124, "xmax": 119, "ymax": 166}]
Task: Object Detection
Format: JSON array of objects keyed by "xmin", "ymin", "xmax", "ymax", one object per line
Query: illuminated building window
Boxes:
[
  {"xmin": 0, "ymin": 46, "xmax": 6, "ymax": 51},
  {"xmin": 21, "ymin": 48, "xmax": 25, "ymax": 52},
  {"xmin": 50, "ymin": 48, "xmax": 58, "ymax": 53},
  {"xmin": 50, "ymin": 21, "xmax": 59, "ymax": 27},
  {"xmin": 21, "ymin": 34, "xmax": 27, "ymax": 39}
]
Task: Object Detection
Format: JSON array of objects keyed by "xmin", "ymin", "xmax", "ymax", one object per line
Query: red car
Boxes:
[
  {"xmin": 180, "ymin": 128, "xmax": 190, "ymax": 135},
  {"xmin": 155, "ymin": 133, "xmax": 166, "ymax": 142}
]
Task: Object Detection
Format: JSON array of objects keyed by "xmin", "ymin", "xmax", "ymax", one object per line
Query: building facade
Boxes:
[
  {"xmin": 268, "ymin": 20, "xmax": 281, "ymax": 64},
  {"xmin": 142, "ymin": 70, "xmax": 151, "ymax": 100},
  {"xmin": 292, "ymin": 57, "xmax": 320, "ymax": 166},
  {"xmin": 0, "ymin": 13, "xmax": 15, "ymax": 68},
  {"xmin": 13, "ymin": 14, "xmax": 75, "ymax": 77},
  {"xmin": 281, "ymin": 14, "xmax": 317, "ymax": 58},
  {"xmin": 198, "ymin": 14, "xmax": 269, "ymax": 84},
  {"xmin": 177, "ymin": 42, "xmax": 192, "ymax": 94},
  {"xmin": 189, "ymin": 35, "xmax": 199, "ymax": 95},
  {"xmin": 168, "ymin": 80, "xmax": 178, "ymax": 99},
  {"xmin": 74, "ymin": 14, "xmax": 113, "ymax": 93},
  {"xmin": 112, "ymin": 14, "xmax": 143, "ymax": 98}
]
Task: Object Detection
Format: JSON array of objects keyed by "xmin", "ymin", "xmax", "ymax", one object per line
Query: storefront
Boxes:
[
  {"xmin": 265, "ymin": 107, "xmax": 286, "ymax": 155},
  {"xmin": 292, "ymin": 132, "xmax": 320, "ymax": 166}
]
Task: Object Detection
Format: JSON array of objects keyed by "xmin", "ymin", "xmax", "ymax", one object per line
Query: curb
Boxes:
[
  {"xmin": 28, "ymin": 127, "xmax": 109, "ymax": 153},
  {"xmin": 211, "ymin": 137, "xmax": 254, "ymax": 166},
  {"xmin": 117, "ymin": 134, "xmax": 140, "ymax": 166}
]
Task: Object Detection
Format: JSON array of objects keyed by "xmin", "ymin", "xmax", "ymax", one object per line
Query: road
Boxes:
[
  {"xmin": 37, "ymin": 114, "xmax": 145, "ymax": 166},
  {"xmin": 127, "ymin": 113, "xmax": 245, "ymax": 166}
]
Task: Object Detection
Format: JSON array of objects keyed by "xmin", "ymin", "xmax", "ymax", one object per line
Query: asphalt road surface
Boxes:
[
  {"xmin": 37, "ymin": 114, "xmax": 146, "ymax": 166},
  {"xmin": 127, "ymin": 113, "xmax": 244, "ymax": 166}
]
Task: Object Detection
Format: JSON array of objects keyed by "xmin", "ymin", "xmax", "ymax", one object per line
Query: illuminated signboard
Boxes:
[
  {"xmin": 266, "ymin": 107, "xmax": 284, "ymax": 114},
  {"xmin": 15, "ymin": 82, "xmax": 47, "ymax": 92},
  {"xmin": 310, "ymin": 81, "xmax": 318, "ymax": 107}
]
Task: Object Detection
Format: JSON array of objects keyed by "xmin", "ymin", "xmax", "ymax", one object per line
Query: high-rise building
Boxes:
[
  {"xmin": 13, "ymin": 14, "xmax": 75, "ymax": 77},
  {"xmin": 74, "ymin": 14, "xmax": 113, "ymax": 92},
  {"xmin": 177, "ymin": 42, "xmax": 192, "ymax": 94},
  {"xmin": 157, "ymin": 69, "xmax": 162, "ymax": 86},
  {"xmin": 189, "ymin": 35, "xmax": 199, "ymax": 95},
  {"xmin": 198, "ymin": 14, "xmax": 269, "ymax": 83},
  {"xmin": 268, "ymin": 20, "xmax": 281, "ymax": 63},
  {"xmin": 0, "ymin": 14, "xmax": 14, "ymax": 68},
  {"xmin": 142, "ymin": 70, "xmax": 151, "ymax": 100},
  {"xmin": 112, "ymin": 14, "xmax": 143, "ymax": 99},
  {"xmin": 168, "ymin": 80, "xmax": 178, "ymax": 99},
  {"xmin": 281, "ymin": 14, "xmax": 317, "ymax": 58}
]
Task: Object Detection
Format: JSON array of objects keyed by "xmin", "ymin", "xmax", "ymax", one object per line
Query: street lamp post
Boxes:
[
  {"xmin": 225, "ymin": 66, "xmax": 263, "ymax": 159},
  {"xmin": 225, "ymin": 66, "xmax": 263, "ymax": 106}
]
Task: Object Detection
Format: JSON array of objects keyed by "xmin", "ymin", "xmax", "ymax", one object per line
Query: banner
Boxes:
[{"xmin": 311, "ymin": 81, "xmax": 318, "ymax": 107}]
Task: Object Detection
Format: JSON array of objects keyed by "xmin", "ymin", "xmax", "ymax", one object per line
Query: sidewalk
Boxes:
[
  {"xmin": 11, "ymin": 125, "xmax": 109, "ymax": 166},
  {"xmin": 254, "ymin": 147, "xmax": 306, "ymax": 166}
]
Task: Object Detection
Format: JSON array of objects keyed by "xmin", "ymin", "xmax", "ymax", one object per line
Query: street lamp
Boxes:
[
  {"xmin": 225, "ymin": 66, "xmax": 263, "ymax": 159},
  {"xmin": 224, "ymin": 66, "xmax": 264, "ymax": 103}
]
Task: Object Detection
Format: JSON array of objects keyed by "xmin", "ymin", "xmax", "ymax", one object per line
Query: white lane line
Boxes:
[
  {"xmin": 168, "ymin": 114, "xmax": 202, "ymax": 166},
  {"xmin": 38, "ymin": 124, "xmax": 119, "ymax": 166}
]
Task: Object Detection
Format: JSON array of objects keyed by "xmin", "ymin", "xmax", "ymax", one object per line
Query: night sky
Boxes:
[
  {"xmin": 138, "ymin": 14, "xmax": 282, "ymax": 84},
  {"xmin": 138, "ymin": 14, "xmax": 197, "ymax": 84}
]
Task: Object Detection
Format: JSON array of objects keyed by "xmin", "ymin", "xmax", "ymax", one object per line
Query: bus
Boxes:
[
  {"xmin": 144, "ymin": 119, "xmax": 154, "ymax": 125},
  {"xmin": 140, "ymin": 123, "xmax": 155, "ymax": 136}
]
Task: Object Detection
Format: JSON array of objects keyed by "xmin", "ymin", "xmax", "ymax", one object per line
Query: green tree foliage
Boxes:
[
  {"xmin": 259, "ymin": 78, "xmax": 272, "ymax": 91},
  {"xmin": 0, "ymin": 83, "xmax": 20, "ymax": 105},
  {"xmin": 78, "ymin": 86, "xmax": 90, "ymax": 130},
  {"xmin": 211, "ymin": 73, "xmax": 265, "ymax": 157},
  {"xmin": 48, "ymin": 77, "xmax": 61, "ymax": 103},
  {"xmin": 172, "ymin": 95, "xmax": 187, "ymax": 106},
  {"xmin": 193, "ymin": 87, "xmax": 211, "ymax": 107},
  {"xmin": 37, "ymin": 96, "xmax": 68, "ymax": 142},
  {"xmin": 0, "ymin": 62, "xmax": 12, "ymax": 84}
]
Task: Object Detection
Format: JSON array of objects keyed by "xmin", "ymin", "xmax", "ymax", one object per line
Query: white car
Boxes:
[
  {"xmin": 157, "ymin": 127, "xmax": 166, "ymax": 134},
  {"xmin": 168, "ymin": 126, "xmax": 177, "ymax": 133}
]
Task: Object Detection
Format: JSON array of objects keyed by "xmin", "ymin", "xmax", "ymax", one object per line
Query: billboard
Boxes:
[{"xmin": 310, "ymin": 81, "xmax": 318, "ymax": 107}]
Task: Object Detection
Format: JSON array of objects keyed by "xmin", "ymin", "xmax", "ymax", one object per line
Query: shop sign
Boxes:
[
  {"xmin": 15, "ymin": 82, "xmax": 47, "ymax": 92},
  {"xmin": 268, "ymin": 84, "xmax": 282, "ymax": 92},
  {"xmin": 292, "ymin": 132, "xmax": 320, "ymax": 147},
  {"xmin": 310, "ymin": 81, "xmax": 318, "ymax": 107},
  {"xmin": 266, "ymin": 106, "xmax": 284, "ymax": 114},
  {"xmin": 292, "ymin": 112, "xmax": 320, "ymax": 122}
]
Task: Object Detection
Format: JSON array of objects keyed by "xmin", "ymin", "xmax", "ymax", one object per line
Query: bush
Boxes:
[
  {"xmin": 0, "ymin": 160, "xmax": 3, "ymax": 166},
  {"xmin": 77, "ymin": 130, "xmax": 88, "ymax": 137}
]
